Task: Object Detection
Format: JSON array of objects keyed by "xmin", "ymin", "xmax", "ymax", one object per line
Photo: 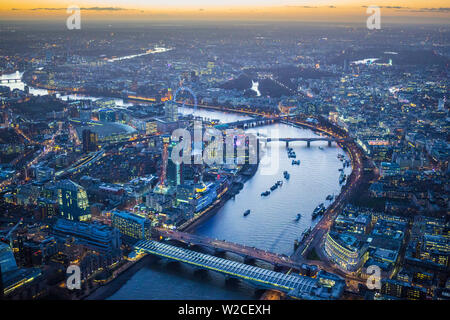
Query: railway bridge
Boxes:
[{"xmin": 134, "ymin": 239, "xmax": 345, "ymax": 300}]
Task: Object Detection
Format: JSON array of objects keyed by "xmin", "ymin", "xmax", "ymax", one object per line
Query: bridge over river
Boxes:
[
  {"xmin": 134, "ymin": 239, "xmax": 345, "ymax": 300},
  {"xmin": 264, "ymin": 137, "xmax": 350, "ymax": 147},
  {"xmin": 155, "ymin": 228, "xmax": 301, "ymax": 269}
]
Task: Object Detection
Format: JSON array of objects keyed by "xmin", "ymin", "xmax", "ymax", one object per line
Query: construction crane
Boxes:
[{"xmin": 0, "ymin": 218, "xmax": 23, "ymax": 247}]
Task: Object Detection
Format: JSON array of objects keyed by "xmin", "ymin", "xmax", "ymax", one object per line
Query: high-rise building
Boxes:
[
  {"xmin": 167, "ymin": 142, "xmax": 183, "ymax": 186},
  {"xmin": 438, "ymin": 97, "xmax": 445, "ymax": 111},
  {"xmin": 324, "ymin": 231, "xmax": 369, "ymax": 272},
  {"xmin": 82, "ymin": 129, "xmax": 98, "ymax": 153},
  {"xmin": 56, "ymin": 179, "xmax": 91, "ymax": 221},
  {"xmin": 343, "ymin": 59, "xmax": 349, "ymax": 73},
  {"xmin": 111, "ymin": 211, "xmax": 151, "ymax": 243},
  {"xmin": 164, "ymin": 100, "xmax": 178, "ymax": 122},
  {"xmin": 0, "ymin": 242, "xmax": 17, "ymax": 274}
]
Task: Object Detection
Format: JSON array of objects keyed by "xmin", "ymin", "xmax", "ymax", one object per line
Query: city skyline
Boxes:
[{"xmin": 0, "ymin": 0, "xmax": 448, "ymax": 308}]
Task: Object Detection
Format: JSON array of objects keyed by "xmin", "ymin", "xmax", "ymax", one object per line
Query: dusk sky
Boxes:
[{"xmin": 1, "ymin": 0, "xmax": 449, "ymax": 23}]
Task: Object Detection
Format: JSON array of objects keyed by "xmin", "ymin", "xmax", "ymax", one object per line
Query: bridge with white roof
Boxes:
[{"xmin": 134, "ymin": 239, "xmax": 345, "ymax": 299}]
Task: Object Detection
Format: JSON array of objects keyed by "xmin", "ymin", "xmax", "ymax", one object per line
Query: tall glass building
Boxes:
[
  {"xmin": 0, "ymin": 242, "xmax": 18, "ymax": 274},
  {"xmin": 56, "ymin": 179, "xmax": 91, "ymax": 221},
  {"xmin": 164, "ymin": 101, "xmax": 178, "ymax": 122}
]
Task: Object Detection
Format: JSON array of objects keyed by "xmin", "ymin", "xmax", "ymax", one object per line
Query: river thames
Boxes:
[
  {"xmin": 106, "ymin": 107, "xmax": 352, "ymax": 300},
  {"xmin": 1, "ymin": 72, "xmax": 351, "ymax": 299}
]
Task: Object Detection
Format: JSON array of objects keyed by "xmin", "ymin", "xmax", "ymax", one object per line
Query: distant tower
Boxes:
[
  {"xmin": 82, "ymin": 129, "xmax": 98, "ymax": 153},
  {"xmin": 167, "ymin": 142, "xmax": 183, "ymax": 186},
  {"xmin": 2, "ymin": 111, "xmax": 7, "ymax": 128},
  {"xmin": 164, "ymin": 100, "xmax": 178, "ymax": 122},
  {"xmin": 438, "ymin": 97, "xmax": 445, "ymax": 111},
  {"xmin": 159, "ymin": 136, "xmax": 170, "ymax": 187},
  {"xmin": 343, "ymin": 59, "xmax": 349, "ymax": 73},
  {"xmin": 131, "ymin": 79, "xmax": 138, "ymax": 93}
]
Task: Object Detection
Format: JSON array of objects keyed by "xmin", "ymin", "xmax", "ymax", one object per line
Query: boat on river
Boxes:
[{"xmin": 312, "ymin": 203, "xmax": 326, "ymax": 219}]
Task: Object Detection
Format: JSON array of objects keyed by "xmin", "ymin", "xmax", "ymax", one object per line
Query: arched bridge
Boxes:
[
  {"xmin": 134, "ymin": 239, "xmax": 345, "ymax": 300},
  {"xmin": 214, "ymin": 117, "xmax": 278, "ymax": 130},
  {"xmin": 0, "ymin": 78, "xmax": 21, "ymax": 83},
  {"xmin": 265, "ymin": 137, "xmax": 350, "ymax": 147},
  {"xmin": 155, "ymin": 228, "xmax": 300, "ymax": 269}
]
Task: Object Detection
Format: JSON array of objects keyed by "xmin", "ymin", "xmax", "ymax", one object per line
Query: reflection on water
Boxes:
[
  {"xmin": 3, "ymin": 71, "xmax": 351, "ymax": 299},
  {"xmin": 107, "ymin": 257, "xmax": 255, "ymax": 300},
  {"xmin": 109, "ymin": 110, "xmax": 351, "ymax": 300},
  {"xmin": 194, "ymin": 122, "xmax": 351, "ymax": 256}
]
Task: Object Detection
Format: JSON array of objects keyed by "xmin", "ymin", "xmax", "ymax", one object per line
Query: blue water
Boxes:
[{"xmin": 108, "ymin": 108, "xmax": 351, "ymax": 300}]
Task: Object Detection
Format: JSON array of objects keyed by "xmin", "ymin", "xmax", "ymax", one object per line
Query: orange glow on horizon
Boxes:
[{"xmin": 0, "ymin": 1, "xmax": 448, "ymax": 23}]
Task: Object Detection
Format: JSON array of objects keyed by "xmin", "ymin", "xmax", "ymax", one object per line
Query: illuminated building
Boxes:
[
  {"xmin": 164, "ymin": 100, "xmax": 178, "ymax": 122},
  {"xmin": 176, "ymin": 184, "xmax": 195, "ymax": 205},
  {"xmin": 381, "ymin": 279, "xmax": 427, "ymax": 300},
  {"xmin": 324, "ymin": 231, "xmax": 369, "ymax": 272},
  {"xmin": 146, "ymin": 192, "xmax": 172, "ymax": 212},
  {"xmin": 34, "ymin": 165, "xmax": 54, "ymax": 182},
  {"xmin": 158, "ymin": 135, "xmax": 170, "ymax": 188},
  {"xmin": 380, "ymin": 162, "xmax": 401, "ymax": 177},
  {"xmin": 36, "ymin": 198, "xmax": 57, "ymax": 220},
  {"xmin": 111, "ymin": 210, "xmax": 151, "ymax": 243},
  {"xmin": 0, "ymin": 241, "xmax": 17, "ymax": 273},
  {"xmin": 52, "ymin": 218, "xmax": 121, "ymax": 254},
  {"xmin": 194, "ymin": 182, "xmax": 218, "ymax": 213},
  {"xmin": 56, "ymin": 179, "xmax": 91, "ymax": 221},
  {"xmin": 437, "ymin": 97, "xmax": 445, "ymax": 111},
  {"xmin": 146, "ymin": 120, "xmax": 157, "ymax": 135},
  {"xmin": 167, "ymin": 142, "xmax": 182, "ymax": 187},
  {"xmin": 75, "ymin": 122, "xmax": 137, "ymax": 144},
  {"xmin": 98, "ymin": 107, "xmax": 116, "ymax": 122},
  {"xmin": 0, "ymin": 242, "xmax": 41, "ymax": 297},
  {"xmin": 82, "ymin": 129, "xmax": 98, "ymax": 153}
]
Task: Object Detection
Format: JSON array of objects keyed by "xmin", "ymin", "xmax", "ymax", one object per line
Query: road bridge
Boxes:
[
  {"xmin": 0, "ymin": 78, "xmax": 21, "ymax": 83},
  {"xmin": 156, "ymin": 228, "xmax": 300, "ymax": 269},
  {"xmin": 214, "ymin": 117, "xmax": 278, "ymax": 130},
  {"xmin": 264, "ymin": 137, "xmax": 350, "ymax": 147}
]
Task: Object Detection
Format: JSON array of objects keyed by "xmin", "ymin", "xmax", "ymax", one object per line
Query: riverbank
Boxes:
[
  {"xmin": 84, "ymin": 254, "xmax": 155, "ymax": 300},
  {"xmin": 181, "ymin": 164, "xmax": 258, "ymax": 233}
]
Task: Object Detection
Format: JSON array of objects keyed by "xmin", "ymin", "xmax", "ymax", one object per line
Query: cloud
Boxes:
[
  {"xmin": 81, "ymin": 7, "xmax": 129, "ymax": 11},
  {"xmin": 361, "ymin": 5, "xmax": 450, "ymax": 12},
  {"xmin": 392, "ymin": 7, "xmax": 450, "ymax": 13},
  {"xmin": 361, "ymin": 6, "xmax": 409, "ymax": 9},
  {"xmin": 416, "ymin": 7, "xmax": 450, "ymax": 12},
  {"xmin": 285, "ymin": 6, "xmax": 318, "ymax": 9}
]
